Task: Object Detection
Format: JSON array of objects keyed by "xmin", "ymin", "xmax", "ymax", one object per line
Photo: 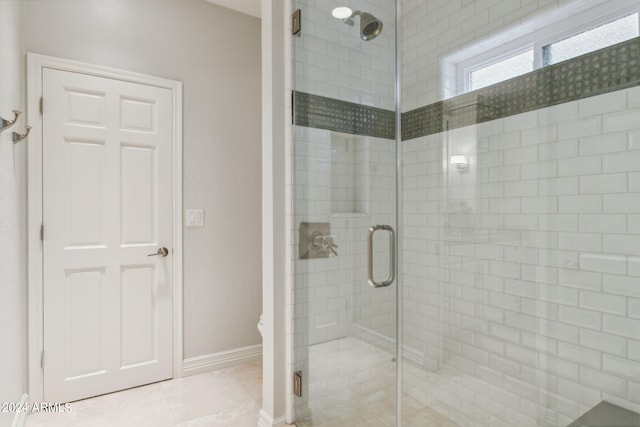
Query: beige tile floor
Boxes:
[
  {"xmin": 23, "ymin": 339, "xmax": 549, "ymax": 427},
  {"xmin": 26, "ymin": 359, "xmax": 262, "ymax": 427}
]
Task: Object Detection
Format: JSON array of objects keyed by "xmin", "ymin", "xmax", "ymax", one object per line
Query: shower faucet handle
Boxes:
[
  {"xmin": 328, "ymin": 245, "xmax": 338, "ymax": 257},
  {"xmin": 311, "ymin": 233, "xmax": 338, "ymax": 257},
  {"xmin": 326, "ymin": 237, "xmax": 338, "ymax": 257}
]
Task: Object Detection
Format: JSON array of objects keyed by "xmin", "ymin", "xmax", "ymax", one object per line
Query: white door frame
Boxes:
[{"xmin": 27, "ymin": 53, "xmax": 184, "ymax": 403}]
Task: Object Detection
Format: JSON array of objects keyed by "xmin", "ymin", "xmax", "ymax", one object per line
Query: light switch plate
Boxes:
[{"xmin": 186, "ymin": 209, "xmax": 204, "ymax": 227}]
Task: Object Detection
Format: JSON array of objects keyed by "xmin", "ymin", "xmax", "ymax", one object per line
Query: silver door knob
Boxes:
[{"xmin": 147, "ymin": 247, "xmax": 169, "ymax": 257}]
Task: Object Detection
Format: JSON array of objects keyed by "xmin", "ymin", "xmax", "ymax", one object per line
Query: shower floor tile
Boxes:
[{"xmin": 295, "ymin": 337, "xmax": 545, "ymax": 427}]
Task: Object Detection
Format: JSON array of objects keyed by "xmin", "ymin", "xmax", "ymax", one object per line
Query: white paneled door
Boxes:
[{"xmin": 42, "ymin": 68, "xmax": 174, "ymax": 403}]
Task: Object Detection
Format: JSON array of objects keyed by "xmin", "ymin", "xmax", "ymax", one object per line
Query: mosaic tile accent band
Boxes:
[
  {"xmin": 294, "ymin": 37, "xmax": 640, "ymax": 141},
  {"xmin": 402, "ymin": 36, "xmax": 640, "ymax": 140},
  {"xmin": 293, "ymin": 92, "xmax": 396, "ymax": 139}
]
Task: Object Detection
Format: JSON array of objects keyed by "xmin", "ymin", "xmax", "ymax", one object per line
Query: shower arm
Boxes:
[{"xmin": 343, "ymin": 10, "xmax": 362, "ymax": 26}]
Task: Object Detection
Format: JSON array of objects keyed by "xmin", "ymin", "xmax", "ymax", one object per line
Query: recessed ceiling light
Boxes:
[{"xmin": 332, "ymin": 6, "xmax": 353, "ymax": 19}]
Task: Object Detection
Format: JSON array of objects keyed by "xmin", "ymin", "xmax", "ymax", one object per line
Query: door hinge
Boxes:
[
  {"xmin": 40, "ymin": 224, "xmax": 44, "ymax": 241},
  {"xmin": 40, "ymin": 351, "xmax": 45, "ymax": 369},
  {"xmin": 39, "ymin": 97, "xmax": 43, "ymax": 115},
  {"xmin": 292, "ymin": 9, "xmax": 301, "ymax": 36},
  {"xmin": 293, "ymin": 371, "xmax": 302, "ymax": 397}
]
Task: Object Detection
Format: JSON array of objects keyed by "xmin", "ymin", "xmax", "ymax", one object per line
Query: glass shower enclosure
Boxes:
[{"xmin": 292, "ymin": 0, "xmax": 640, "ymax": 425}]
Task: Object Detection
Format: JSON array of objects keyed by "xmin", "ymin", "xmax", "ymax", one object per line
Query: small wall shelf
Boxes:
[{"xmin": 330, "ymin": 132, "xmax": 369, "ymax": 216}]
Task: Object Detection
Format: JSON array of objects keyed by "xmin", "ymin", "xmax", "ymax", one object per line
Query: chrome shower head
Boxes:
[
  {"xmin": 358, "ymin": 12, "xmax": 383, "ymax": 41},
  {"xmin": 343, "ymin": 10, "xmax": 383, "ymax": 41}
]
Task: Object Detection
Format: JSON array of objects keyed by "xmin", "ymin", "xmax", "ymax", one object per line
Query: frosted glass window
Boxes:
[
  {"xmin": 469, "ymin": 49, "xmax": 534, "ymax": 91},
  {"xmin": 543, "ymin": 13, "xmax": 639, "ymax": 66}
]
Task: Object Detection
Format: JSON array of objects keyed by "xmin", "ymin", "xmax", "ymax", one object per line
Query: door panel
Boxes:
[
  {"xmin": 121, "ymin": 145, "xmax": 156, "ymax": 244},
  {"xmin": 43, "ymin": 68, "xmax": 173, "ymax": 403},
  {"xmin": 66, "ymin": 89, "xmax": 106, "ymax": 127},
  {"xmin": 66, "ymin": 268, "xmax": 106, "ymax": 379},
  {"xmin": 120, "ymin": 265, "xmax": 157, "ymax": 368},
  {"xmin": 67, "ymin": 141, "xmax": 106, "ymax": 247}
]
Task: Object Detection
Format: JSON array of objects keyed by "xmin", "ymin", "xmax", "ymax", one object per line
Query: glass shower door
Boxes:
[{"xmin": 291, "ymin": 0, "xmax": 399, "ymax": 425}]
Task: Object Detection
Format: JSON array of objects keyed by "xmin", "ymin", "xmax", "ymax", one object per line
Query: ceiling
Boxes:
[{"xmin": 204, "ymin": 0, "xmax": 261, "ymax": 18}]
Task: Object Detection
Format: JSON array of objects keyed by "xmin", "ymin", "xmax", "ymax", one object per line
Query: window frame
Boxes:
[
  {"xmin": 464, "ymin": 46, "xmax": 535, "ymax": 93},
  {"xmin": 451, "ymin": 0, "xmax": 640, "ymax": 96},
  {"xmin": 541, "ymin": 12, "xmax": 640, "ymax": 67}
]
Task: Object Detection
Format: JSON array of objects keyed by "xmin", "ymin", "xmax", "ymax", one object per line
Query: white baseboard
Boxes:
[
  {"xmin": 257, "ymin": 409, "xmax": 288, "ymax": 427},
  {"xmin": 12, "ymin": 394, "xmax": 28, "ymax": 427},
  {"xmin": 182, "ymin": 344, "xmax": 262, "ymax": 377}
]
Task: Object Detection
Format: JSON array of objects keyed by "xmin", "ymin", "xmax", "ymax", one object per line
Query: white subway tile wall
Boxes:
[
  {"xmin": 402, "ymin": 87, "xmax": 640, "ymax": 424},
  {"xmin": 294, "ymin": 0, "xmax": 396, "ymax": 111}
]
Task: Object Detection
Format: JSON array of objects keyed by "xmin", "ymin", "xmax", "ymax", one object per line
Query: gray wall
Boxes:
[
  {"xmin": 22, "ymin": 0, "xmax": 262, "ymax": 359},
  {"xmin": 0, "ymin": 2, "xmax": 27, "ymax": 426}
]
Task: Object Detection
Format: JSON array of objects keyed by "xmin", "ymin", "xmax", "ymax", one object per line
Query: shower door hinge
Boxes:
[
  {"xmin": 40, "ymin": 224, "xmax": 44, "ymax": 241},
  {"xmin": 40, "ymin": 351, "xmax": 45, "ymax": 369},
  {"xmin": 293, "ymin": 371, "xmax": 302, "ymax": 397},
  {"xmin": 39, "ymin": 97, "xmax": 43, "ymax": 115},
  {"xmin": 292, "ymin": 9, "xmax": 301, "ymax": 36}
]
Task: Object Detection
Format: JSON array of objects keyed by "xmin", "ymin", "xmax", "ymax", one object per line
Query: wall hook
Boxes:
[
  {"xmin": 0, "ymin": 110, "xmax": 20, "ymax": 132},
  {"xmin": 12, "ymin": 125, "xmax": 31, "ymax": 144}
]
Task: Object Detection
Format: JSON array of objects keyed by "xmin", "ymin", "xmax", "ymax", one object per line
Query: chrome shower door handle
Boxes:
[{"xmin": 367, "ymin": 225, "xmax": 396, "ymax": 288}]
